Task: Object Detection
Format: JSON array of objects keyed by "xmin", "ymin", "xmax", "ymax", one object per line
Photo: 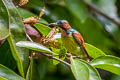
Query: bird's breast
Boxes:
[{"xmin": 61, "ymin": 33, "xmax": 81, "ymax": 55}]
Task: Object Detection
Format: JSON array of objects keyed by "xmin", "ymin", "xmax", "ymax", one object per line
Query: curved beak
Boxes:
[{"xmin": 48, "ymin": 23, "xmax": 58, "ymax": 27}]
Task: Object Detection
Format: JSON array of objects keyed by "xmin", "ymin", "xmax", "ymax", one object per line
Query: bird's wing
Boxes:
[{"xmin": 72, "ymin": 32, "xmax": 90, "ymax": 61}]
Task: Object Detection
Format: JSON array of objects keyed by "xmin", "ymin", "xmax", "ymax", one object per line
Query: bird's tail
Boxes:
[{"xmin": 81, "ymin": 45, "xmax": 90, "ymax": 62}]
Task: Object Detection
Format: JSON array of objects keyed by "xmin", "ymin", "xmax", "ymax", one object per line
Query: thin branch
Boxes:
[
  {"xmin": 83, "ymin": 0, "xmax": 120, "ymax": 26},
  {"xmin": 37, "ymin": 7, "xmax": 45, "ymax": 20},
  {"xmin": 26, "ymin": 33, "xmax": 71, "ymax": 67},
  {"xmin": 26, "ymin": 33, "xmax": 33, "ymax": 42},
  {"xmin": 39, "ymin": 52, "xmax": 71, "ymax": 67}
]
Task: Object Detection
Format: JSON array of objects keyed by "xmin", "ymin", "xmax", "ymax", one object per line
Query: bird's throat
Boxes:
[{"xmin": 61, "ymin": 29, "xmax": 69, "ymax": 37}]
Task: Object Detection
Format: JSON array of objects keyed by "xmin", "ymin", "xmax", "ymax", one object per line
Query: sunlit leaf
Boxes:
[
  {"xmin": 70, "ymin": 57, "xmax": 89, "ymax": 80},
  {"xmin": 86, "ymin": 43, "xmax": 106, "ymax": 59},
  {"xmin": 71, "ymin": 58, "xmax": 101, "ymax": 80},
  {"xmin": 33, "ymin": 23, "xmax": 51, "ymax": 36},
  {"xmin": 0, "ymin": 77, "xmax": 7, "ymax": 80},
  {"xmin": 16, "ymin": 41, "xmax": 54, "ymax": 54},
  {"xmin": 91, "ymin": 55, "xmax": 120, "ymax": 75}
]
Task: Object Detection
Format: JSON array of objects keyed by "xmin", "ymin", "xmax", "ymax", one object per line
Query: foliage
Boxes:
[{"xmin": 0, "ymin": 0, "xmax": 120, "ymax": 80}]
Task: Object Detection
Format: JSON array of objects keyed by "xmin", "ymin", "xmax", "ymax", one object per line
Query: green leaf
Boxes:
[
  {"xmin": 65, "ymin": 0, "xmax": 87, "ymax": 22},
  {"xmin": 80, "ymin": 60, "xmax": 101, "ymax": 80},
  {"xmin": 71, "ymin": 58, "xmax": 101, "ymax": 80},
  {"xmin": 0, "ymin": 40, "xmax": 16, "ymax": 70},
  {"xmin": 2, "ymin": 0, "xmax": 29, "ymax": 77},
  {"xmin": 111, "ymin": 75, "xmax": 120, "ymax": 80},
  {"xmin": 0, "ymin": 64, "xmax": 25, "ymax": 80},
  {"xmin": 0, "ymin": 1, "xmax": 9, "ymax": 40},
  {"xmin": 26, "ymin": 57, "xmax": 39, "ymax": 80},
  {"xmin": 16, "ymin": 41, "xmax": 53, "ymax": 54},
  {"xmin": 17, "ymin": 8, "xmax": 36, "ymax": 18},
  {"xmin": 0, "ymin": 77, "xmax": 7, "ymax": 80},
  {"xmin": 71, "ymin": 58, "xmax": 89, "ymax": 80},
  {"xmin": 90, "ymin": 55, "xmax": 120, "ymax": 75},
  {"xmin": 26, "ymin": 56, "xmax": 54, "ymax": 80},
  {"xmin": 33, "ymin": 23, "xmax": 51, "ymax": 36},
  {"xmin": 26, "ymin": 57, "xmax": 46, "ymax": 80},
  {"xmin": 86, "ymin": 43, "xmax": 106, "ymax": 59}
]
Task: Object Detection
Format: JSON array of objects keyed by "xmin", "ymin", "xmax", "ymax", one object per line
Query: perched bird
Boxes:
[{"xmin": 56, "ymin": 20, "xmax": 90, "ymax": 61}]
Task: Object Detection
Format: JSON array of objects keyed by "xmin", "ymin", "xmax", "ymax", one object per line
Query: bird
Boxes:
[{"xmin": 55, "ymin": 20, "xmax": 90, "ymax": 62}]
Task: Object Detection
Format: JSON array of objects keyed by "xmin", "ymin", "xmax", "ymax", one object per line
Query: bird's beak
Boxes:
[{"xmin": 48, "ymin": 23, "xmax": 58, "ymax": 27}]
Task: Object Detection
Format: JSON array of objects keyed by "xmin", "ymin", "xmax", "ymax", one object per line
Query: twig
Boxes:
[
  {"xmin": 83, "ymin": 0, "xmax": 120, "ymax": 26},
  {"xmin": 39, "ymin": 52, "xmax": 71, "ymax": 67},
  {"xmin": 23, "ymin": 8, "xmax": 45, "ymax": 24},
  {"xmin": 26, "ymin": 33, "xmax": 33, "ymax": 42},
  {"xmin": 37, "ymin": 7, "xmax": 46, "ymax": 20},
  {"xmin": 26, "ymin": 33, "xmax": 71, "ymax": 67}
]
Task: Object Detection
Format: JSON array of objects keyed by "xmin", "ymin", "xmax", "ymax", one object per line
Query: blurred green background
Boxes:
[{"xmin": 1, "ymin": 0, "xmax": 120, "ymax": 80}]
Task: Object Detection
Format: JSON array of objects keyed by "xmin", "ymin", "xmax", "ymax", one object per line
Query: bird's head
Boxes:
[{"xmin": 56, "ymin": 20, "xmax": 71, "ymax": 31}]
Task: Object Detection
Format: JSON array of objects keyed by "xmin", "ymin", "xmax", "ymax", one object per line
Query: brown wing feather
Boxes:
[{"xmin": 72, "ymin": 32, "xmax": 90, "ymax": 61}]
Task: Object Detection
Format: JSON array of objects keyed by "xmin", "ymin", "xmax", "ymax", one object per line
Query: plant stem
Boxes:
[
  {"xmin": 39, "ymin": 52, "xmax": 71, "ymax": 67},
  {"xmin": 26, "ymin": 33, "xmax": 71, "ymax": 67}
]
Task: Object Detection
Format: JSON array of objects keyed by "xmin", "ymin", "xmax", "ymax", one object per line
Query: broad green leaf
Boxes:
[
  {"xmin": 0, "ymin": 64, "xmax": 25, "ymax": 80},
  {"xmin": 86, "ymin": 43, "xmax": 106, "ymax": 59},
  {"xmin": 65, "ymin": 0, "xmax": 87, "ymax": 22},
  {"xmin": 71, "ymin": 58, "xmax": 101, "ymax": 80},
  {"xmin": 0, "ymin": 41, "xmax": 16, "ymax": 70},
  {"xmin": 0, "ymin": 1, "xmax": 9, "ymax": 40},
  {"xmin": 33, "ymin": 23, "xmax": 51, "ymax": 36},
  {"xmin": 16, "ymin": 41, "xmax": 53, "ymax": 54},
  {"xmin": 2, "ymin": 0, "xmax": 29, "ymax": 77},
  {"xmin": 0, "ymin": 77, "xmax": 7, "ymax": 80},
  {"xmin": 81, "ymin": 62, "xmax": 101, "ymax": 80},
  {"xmin": 70, "ymin": 57, "xmax": 89, "ymax": 80},
  {"xmin": 91, "ymin": 55, "xmax": 120, "ymax": 75}
]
